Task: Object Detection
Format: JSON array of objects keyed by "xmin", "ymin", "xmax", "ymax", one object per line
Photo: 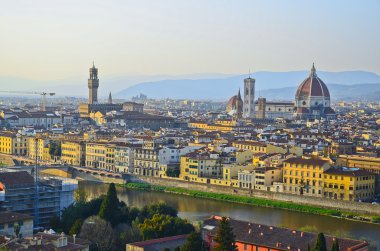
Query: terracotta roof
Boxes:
[
  {"xmin": 0, "ymin": 211, "xmax": 33, "ymax": 224},
  {"xmin": 295, "ymin": 67, "xmax": 330, "ymax": 99},
  {"xmin": 129, "ymin": 234, "xmax": 188, "ymax": 247},
  {"xmin": 203, "ymin": 216, "xmax": 367, "ymax": 251},
  {"xmin": 283, "ymin": 157, "xmax": 329, "ymax": 166},
  {"xmin": 325, "ymin": 167, "xmax": 374, "ymax": 177},
  {"xmin": 0, "ymin": 171, "xmax": 34, "ymax": 188}
]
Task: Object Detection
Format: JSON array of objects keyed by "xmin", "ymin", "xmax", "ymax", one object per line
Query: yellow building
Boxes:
[
  {"xmin": 337, "ymin": 155, "xmax": 380, "ymax": 175},
  {"xmin": 0, "ymin": 133, "xmax": 28, "ymax": 155},
  {"xmin": 89, "ymin": 111, "xmax": 106, "ymax": 126},
  {"xmin": 61, "ymin": 141, "xmax": 86, "ymax": 166},
  {"xmin": 179, "ymin": 154, "xmax": 220, "ymax": 183},
  {"xmin": 232, "ymin": 141, "xmax": 267, "ymax": 153},
  {"xmin": 337, "ymin": 154, "xmax": 380, "ymax": 193},
  {"xmin": 85, "ymin": 142, "xmax": 116, "ymax": 171},
  {"xmin": 323, "ymin": 167, "xmax": 375, "ymax": 201},
  {"xmin": 283, "ymin": 157, "xmax": 330, "ymax": 197},
  {"xmin": 27, "ymin": 137, "xmax": 52, "ymax": 162}
]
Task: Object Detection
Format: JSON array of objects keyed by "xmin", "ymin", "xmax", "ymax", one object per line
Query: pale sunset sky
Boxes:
[{"xmin": 0, "ymin": 0, "xmax": 379, "ymax": 81}]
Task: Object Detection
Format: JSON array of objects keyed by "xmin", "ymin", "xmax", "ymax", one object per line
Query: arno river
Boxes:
[{"xmin": 79, "ymin": 181, "xmax": 380, "ymax": 249}]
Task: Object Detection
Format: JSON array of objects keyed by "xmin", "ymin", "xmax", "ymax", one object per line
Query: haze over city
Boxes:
[{"xmin": 1, "ymin": 0, "xmax": 379, "ymax": 83}]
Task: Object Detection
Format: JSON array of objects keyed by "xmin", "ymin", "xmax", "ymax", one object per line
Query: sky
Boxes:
[{"xmin": 0, "ymin": 0, "xmax": 379, "ymax": 82}]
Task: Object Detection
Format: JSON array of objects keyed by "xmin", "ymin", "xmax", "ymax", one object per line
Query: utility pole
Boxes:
[{"xmin": 34, "ymin": 137, "xmax": 39, "ymax": 227}]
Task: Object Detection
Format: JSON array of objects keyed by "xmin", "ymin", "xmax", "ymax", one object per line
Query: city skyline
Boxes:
[{"xmin": 0, "ymin": 0, "xmax": 379, "ymax": 83}]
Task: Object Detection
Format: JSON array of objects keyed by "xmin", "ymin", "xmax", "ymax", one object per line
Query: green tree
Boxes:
[
  {"xmin": 69, "ymin": 219, "xmax": 83, "ymax": 235},
  {"xmin": 331, "ymin": 239, "xmax": 340, "ymax": 251},
  {"xmin": 174, "ymin": 247, "xmax": 181, "ymax": 251},
  {"xmin": 74, "ymin": 187, "xmax": 88, "ymax": 204},
  {"xmin": 13, "ymin": 223, "xmax": 20, "ymax": 238},
  {"xmin": 213, "ymin": 217, "xmax": 237, "ymax": 251},
  {"xmin": 98, "ymin": 183, "xmax": 120, "ymax": 226},
  {"xmin": 49, "ymin": 141, "xmax": 61, "ymax": 157},
  {"xmin": 181, "ymin": 232, "xmax": 205, "ymax": 251},
  {"xmin": 314, "ymin": 233, "xmax": 327, "ymax": 251},
  {"xmin": 139, "ymin": 214, "xmax": 194, "ymax": 240}
]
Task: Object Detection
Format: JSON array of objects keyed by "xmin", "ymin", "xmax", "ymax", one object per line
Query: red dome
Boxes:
[{"xmin": 295, "ymin": 64, "xmax": 330, "ymax": 99}]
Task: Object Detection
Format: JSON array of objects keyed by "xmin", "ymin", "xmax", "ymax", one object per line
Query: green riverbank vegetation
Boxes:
[{"xmin": 123, "ymin": 182, "xmax": 380, "ymax": 224}]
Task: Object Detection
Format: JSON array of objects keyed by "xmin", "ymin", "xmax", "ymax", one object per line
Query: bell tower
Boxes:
[
  {"xmin": 88, "ymin": 62, "xmax": 99, "ymax": 104},
  {"xmin": 243, "ymin": 73, "xmax": 255, "ymax": 118}
]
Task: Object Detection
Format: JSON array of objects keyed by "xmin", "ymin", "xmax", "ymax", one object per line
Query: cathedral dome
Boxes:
[
  {"xmin": 295, "ymin": 64, "xmax": 330, "ymax": 99},
  {"xmin": 226, "ymin": 89, "xmax": 243, "ymax": 118},
  {"xmin": 227, "ymin": 95, "xmax": 239, "ymax": 110}
]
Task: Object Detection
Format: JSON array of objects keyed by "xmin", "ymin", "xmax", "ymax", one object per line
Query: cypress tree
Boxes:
[
  {"xmin": 213, "ymin": 217, "xmax": 238, "ymax": 251},
  {"xmin": 181, "ymin": 232, "xmax": 205, "ymax": 251},
  {"xmin": 331, "ymin": 239, "xmax": 340, "ymax": 251},
  {"xmin": 314, "ymin": 233, "xmax": 327, "ymax": 251},
  {"xmin": 98, "ymin": 183, "xmax": 120, "ymax": 226}
]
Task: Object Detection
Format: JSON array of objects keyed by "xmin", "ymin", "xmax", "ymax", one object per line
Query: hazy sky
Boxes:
[{"xmin": 1, "ymin": 0, "xmax": 379, "ymax": 81}]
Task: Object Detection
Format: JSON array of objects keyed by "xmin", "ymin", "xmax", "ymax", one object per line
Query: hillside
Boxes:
[{"xmin": 115, "ymin": 70, "xmax": 380, "ymax": 100}]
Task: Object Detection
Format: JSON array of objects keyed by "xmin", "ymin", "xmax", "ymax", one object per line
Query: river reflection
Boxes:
[{"xmin": 80, "ymin": 181, "xmax": 380, "ymax": 249}]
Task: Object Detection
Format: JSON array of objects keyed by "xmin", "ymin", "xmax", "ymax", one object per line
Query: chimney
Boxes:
[
  {"xmin": 248, "ymin": 229, "xmax": 252, "ymax": 234},
  {"xmin": 73, "ymin": 234, "xmax": 76, "ymax": 244},
  {"xmin": 276, "ymin": 242, "xmax": 280, "ymax": 248},
  {"xmin": 300, "ymin": 232, "xmax": 304, "ymax": 237}
]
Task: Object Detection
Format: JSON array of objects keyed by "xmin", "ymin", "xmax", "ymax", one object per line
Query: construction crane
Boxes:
[{"xmin": 0, "ymin": 91, "xmax": 55, "ymax": 111}]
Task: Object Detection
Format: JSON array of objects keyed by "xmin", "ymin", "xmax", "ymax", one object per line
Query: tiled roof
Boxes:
[
  {"xmin": 203, "ymin": 217, "xmax": 367, "ymax": 251},
  {"xmin": 0, "ymin": 171, "xmax": 34, "ymax": 187}
]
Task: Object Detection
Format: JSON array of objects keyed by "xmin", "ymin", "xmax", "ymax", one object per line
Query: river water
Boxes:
[{"xmin": 79, "ymin": 181, "xmax": 380, "ymax": 249}]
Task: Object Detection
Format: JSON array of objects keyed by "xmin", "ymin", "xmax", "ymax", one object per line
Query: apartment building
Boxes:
[
  {"xmin": 323, "ymin": 167, "xmax": 375, "ymax": 201},
  {"xmin": 0, "ymin": 132, "xmax": 28, "ymax": 156},
  {"xmin": 283, "ymin": 157, "xmax": 331, "ymax": 197},
  {"xmin": 61, "ymin": 141, "xmax": 86, "ymax": 166}
]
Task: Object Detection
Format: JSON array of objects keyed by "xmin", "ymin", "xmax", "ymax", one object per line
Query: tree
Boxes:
[
  {"xmin": 181, "ymin": 232, "xmax": 205, "ymax": 251},
  {"xmin": 79, "ymin": 216, "xmax": 116, "ymax": 251},
  {"xmin": 69, "ymin": 219, "xmax": 83, "ymax": 235},
  {"xmin": 49, "ymin": 141, "xmax": 61, "ymax": 157},
  {"xmin": 331, "ymin": 239, "xmax": 340, "ymax": 251},
  {"xmin": 74, "ymin": 187, "xmax": 88, "ymax": 204},
  {"xmin": 13, "ymin": 223, "xmax": 20, "ymax": 239},
  {"xmin": 314, "ymin": 233, "xmax": 327, "ymax": 251},
  {"xmin": 98, "ymin": 183, "xmax": 120, "ymax": 226},
  {"xmin": 139, "ymin": 214, "xmax": 194, "ymax": 240},
  {"xmin": 213, "ymin": 217, "xmax": 237, "ymax": 251}
]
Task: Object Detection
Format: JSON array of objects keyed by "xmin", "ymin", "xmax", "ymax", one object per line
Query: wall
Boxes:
[{"xmin": 125, "ymin": 175, "xmax": 380, "ymax": 216}]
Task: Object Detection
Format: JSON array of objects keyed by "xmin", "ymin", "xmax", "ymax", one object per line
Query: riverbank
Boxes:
[{"xmin": 123, "ymin": 182, "xmax": 380, "ymax": 224}]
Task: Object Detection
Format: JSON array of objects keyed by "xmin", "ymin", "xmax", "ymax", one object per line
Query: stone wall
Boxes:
[
  {"xmin": 69, "ymin": 170, "xmax": 380, "ymax": 216},
  {"xmin": 126, "ymin": 175, "xmax": 380, "ymax": 216}
]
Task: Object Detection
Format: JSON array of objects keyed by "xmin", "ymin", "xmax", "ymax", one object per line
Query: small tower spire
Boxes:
[
  {"xmin": 237, "ymin": 88, "xmax": 241, "ymax": 99},
  {"xmin": 108, "ymin": 92, "xmax": 113, "ymax": 104},
  {"xmin": 92, "ymin": 60, "xmax": 95, "ymax": 68},
  {"xmin": 310, "ymin": 63, "xmax": 316, "ymax": 77}
]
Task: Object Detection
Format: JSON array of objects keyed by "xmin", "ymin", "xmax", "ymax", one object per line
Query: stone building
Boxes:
[
  {"xmin": 294, "ymin": 64, "xmax": 336, "ymax": 120},
  {"xmin": 243, "ymin": 76, "xmax": 255, "ymax": 118}
]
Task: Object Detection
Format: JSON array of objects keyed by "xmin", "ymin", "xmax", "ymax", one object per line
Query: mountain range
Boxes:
[
  {"xmin": 115, "ymin": 70, "xmax": 380, "ymax": 101},
  {"xmin": 1, "ymin": 70, "xmax": 380, "ymax": 101}
]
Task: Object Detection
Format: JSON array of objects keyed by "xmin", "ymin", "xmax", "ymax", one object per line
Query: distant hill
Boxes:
[
  {"xmin": 115, "ymin": 70, "xmax": 380, "ymax": 100},
  {"xmin": 259, "ymin": 83, "xmax": 380, "ymax": 101}
]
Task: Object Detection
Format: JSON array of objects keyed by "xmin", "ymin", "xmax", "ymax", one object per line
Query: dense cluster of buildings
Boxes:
[{"xmin": 0, "ymin": 64, "xmax": 379, "ymax": 206}]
